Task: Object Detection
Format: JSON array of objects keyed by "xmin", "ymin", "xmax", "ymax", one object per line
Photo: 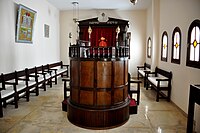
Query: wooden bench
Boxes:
[
  {"xmin": 128, "ymin": 73, "xmax": 142, "ymax": 105},
  {"xmin": 34, "ymin": 66, "xmax": 47, "ymax": 91},
  {"xmin": 137, "ymin": 63, "xmax": 151, "ymax": 87},
  {"xmin": 42, "ymin": 64, "xmax": 53, "ymax": 88},
  {"xmin": 47, "ymin": 61, "xmax": 69, "ymax": 85},
  {"xmin": 25, "ymin": 67, "xmax": 47, "ymax": 95},
  {"xmin": 62, "ymin": 78, "xmax": 70, "ymax": 112},
  {"xmin": 0, "ymin": 73, "xmax": 18, "ymax": 117},
  {"xmin": 128, "ymin": 73, "xmax": 142, "ymax": 114},
  {"xmin": 146, "ymin": 67, "xmax": 172, "ymax": 102},
  {"xmin": 0, "ymin": 61, "xmax": 69, "ymax": 117}
]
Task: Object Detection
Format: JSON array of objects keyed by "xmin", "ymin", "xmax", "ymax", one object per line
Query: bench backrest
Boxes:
[
  {"xmin": 155, "ymin": 67, "xmax": 172, "ymax": 79},
  {"xmin": 144, "ymin": 63, "xmax": 151, "ymax": 70},
  {"xmin": 16, "ymin": 70, "xmax": 26, "ymax": 78},
  {"xmin": 42, "ymin": 65, "xmax": 49, "ymax": 71},
  {"xmin": 25, "ymin": 67, "xmax": 37, "ymax": 80},
  {"xmin": 48, "ymin": 61, "xmax": 62, "ymax": 69},
  {"xmin": 1, "ymin": 72, "xmax": 16, "ymax": 88},
  {"xmin": 36, "ymin": 66, "xmax": 43, "ymax": 72},
  {"xmin": 27, "ymin": 67, "xmax": 35, "ymax": 74},
  {"xmin": 1, "ymin": 72, "xmax": 16, "ymax": 82}
]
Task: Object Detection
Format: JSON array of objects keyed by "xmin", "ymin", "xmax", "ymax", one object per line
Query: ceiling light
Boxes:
[
  {"xmin": 72, "ymin": 1, "xmax": 79, "ymax": 23},
  {"xmin": 130, "ymin": 0, "xmax": 138, "ymax": 5}
]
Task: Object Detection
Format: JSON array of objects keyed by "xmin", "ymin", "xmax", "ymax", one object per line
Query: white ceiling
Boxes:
[{"xmin": 46, "ymin": 0, "xmax": 152, "ymax": 11}]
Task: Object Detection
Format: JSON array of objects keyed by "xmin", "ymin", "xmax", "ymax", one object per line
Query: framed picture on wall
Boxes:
[
  {"xmin": 16, "ymin": 4, "xmax": 37, "ymax": 43},
  {"xmin": 44, "ymin": 24, "xmax": 49, "ymax": 38}
]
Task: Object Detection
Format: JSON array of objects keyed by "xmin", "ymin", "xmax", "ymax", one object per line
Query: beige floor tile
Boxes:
[{"xmin": 0, "ymin": 78, "xmax": 187, "ymax": 133}]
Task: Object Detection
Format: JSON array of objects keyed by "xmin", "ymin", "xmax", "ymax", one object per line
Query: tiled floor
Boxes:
[{"xmin": 0, "ymin": 78, "xmax": 187, "ymax": 133}]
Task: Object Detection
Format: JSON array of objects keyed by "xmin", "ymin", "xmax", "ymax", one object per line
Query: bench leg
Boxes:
[
  {"xmin": 137, "ymin": 84, "xmax": 140, "ymax": 105},
  {"xmin": 130, "ymin": 93, "xmax": 133, "ymax": 99},
  {"xmin": 146, "ymin": 82, "xmax": 149, "ymax": 90},
  {"xmin": 49, "ymin": 79, "xmax": 52, "ymax": 87},
  {"xmin": 43, "ymin": 82, "xmax": 46, "ymax": 91},
  {"xmin": 36, "ymin": 86, "xmax": 39, "ymax": 96},
  {"xmin": 3, "ymin": 101, "xmax": 7, "ymax": 108},
  {"xmin": 14, "ymin": 93, "xmax": 18, "ymax": 108},
  {"xmin": 26, "ymin": 89, "xmax": 30, "ymax": 102},
  {"xmin": 0, "ymin": 103, "xmax": 3, "ymax": 117},
  {"xmin": 156, "ymin": 89, "xmax": 159, "ymax": 102},
  {"xmin": 55, "ymin": 76, "xmax": 57, "ymax": 84},
  {"xmin": 167, "ymin": 89, "xmax": 171, "ymax": 102}
]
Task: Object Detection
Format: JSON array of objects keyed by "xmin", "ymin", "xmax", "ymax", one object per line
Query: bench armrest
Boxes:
[
  {"xmin": 4, "ymin": 81, "xmax": 17, "ymax": 85},
  {"xmin": 62, "ymin": 65, "xmax": 69, "ymax": 67},
  {"xmin": 62, "ymin": 78, "xmax": 70, "ymax": 82},
  {"xmin": 130, "ymin": 79, "xmax": 142, "ymax": 84},
  {"xmin": 146, "ymin": 71, "xmax": 156, "ymax": 77},
  {"xmin": 156, "ymin": 78, "xmax": 169, "ymax": 81},
  {"xmin": 43, "ymin": 70, "xmax": 52, "ymax": 74},
  {"xmin": 18, "ymin": 77, "xmax": 26, "ymax": 81},
  {"xmin": 37, "ymin": 72, "xmax": 44, "ymax": 75},
  {"xmin": 49, "ymin": 68, "xmax": 57, "ymax": 74},
  {"xmin": 49, "ymin": 68, "xmax": 57, "ymax": 71},
  {"xmin": 3, "ymin": 81, "xmax": 18, "ymax": 91},
  {"xmin": 29, "ymin": 74, "xmax": 39, "ymax": 78},
  {"xmin": 137, "ymin": 66, "xmax": 145, "ymax": 70}
]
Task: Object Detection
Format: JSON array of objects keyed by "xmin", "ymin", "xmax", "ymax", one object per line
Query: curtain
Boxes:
[{"xmin": 80, "ymin": 26, "xmax": 117, "ymax": 47}]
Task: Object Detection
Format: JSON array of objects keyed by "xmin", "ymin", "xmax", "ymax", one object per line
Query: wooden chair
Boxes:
[
  {"xmin": 62, "ymin": 78, "xmax": 70, "ymax": 112},
  {"xmin": 137, "ymin": 63, "xmax": 151, "ymax": 87},
  {"xmin": 34, "ymin": 66, "xmax": 46, "ymax": 91},
  {"xmin": 0, "ymin": 74, "xmax": 18, "ymax": 117},
  {"xmin": 128, "ymin": 73, "xmax": 142, "ymax": 105}
]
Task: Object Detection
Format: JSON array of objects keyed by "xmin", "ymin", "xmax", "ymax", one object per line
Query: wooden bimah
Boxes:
[{"xmin": 65, "ymin": 17, "xmax": 136, "ymax": 129}]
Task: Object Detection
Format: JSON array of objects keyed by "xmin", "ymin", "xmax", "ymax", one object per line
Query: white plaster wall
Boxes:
[
  {"xmin": 60, "ymin": 10, "xmax": 147, "ymax": 77},
  {"xmin": 146, "ymin": 2, "xmax": 153, "ymax": 65},
  {"xmin": 0, "ymin": 0, "xmax": 60, "ymax": 73},
  {"xmin": 158, "ymin": 0, "xmax": 200, "ymax": 131}
]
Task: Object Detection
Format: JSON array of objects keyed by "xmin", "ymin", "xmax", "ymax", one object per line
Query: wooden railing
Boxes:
[{"xmin": 69, "ymin": 45, "xmax": 130, "ymax": 59}]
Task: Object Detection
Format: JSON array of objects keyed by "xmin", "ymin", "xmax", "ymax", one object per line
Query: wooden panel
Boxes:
[
  {"xmin": 114, "ymin": 88, "xmax": 124, "ymax": 104},
  {"xmin": 97, "ymin": 61, "xmax": 112, "ymax": 88},
  {"xmin": 114, "ymin": 61, "xmax": 124, "ymax": 87},
  {"xmin": 80, "ymin": 90, "xmax": 94, "ymax": 105},
  {"xmin": 71, "ymin": 60, "xmax": 79, "ymax": 86},
  {"xmin": 124, "ymin": 86, "xmax": 128, "ymax": 99},
  {"xmin": 80, "ymin": 61, "xmax": 94, "ymax": 88},
  {"xmin": 71, "ymin": 87, "xmax": 79, "ymax": 103},
  {"xmin": 97, "ymin": 91, "xmax": 111, "ymax": 106},
  {"xmin": 67, "ymin": 98, "xmax": 130, "ymax": 129},
  {"xmin": 124, "ymin": 60, "xmax": 128, "ymax": 83}
]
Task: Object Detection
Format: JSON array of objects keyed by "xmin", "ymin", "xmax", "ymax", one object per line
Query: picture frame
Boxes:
[
  {"xmin": 16, "ymin": 4, "xmax": 37, "ymax": 43},
  {"xmin": 44, "ymin": 24, "xmax": 49, "ymax": 38}
]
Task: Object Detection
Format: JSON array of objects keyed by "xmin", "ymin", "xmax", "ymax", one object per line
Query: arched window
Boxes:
[
  {"xmin": 186, "ymin": 19, "xmax": 200, "ymax": 69},
  {"xmin": 171, "ymin": 27, "xmax": 181, "ymax": 64},
  {"xmin": 161, "ymin": 31, "xmax": 168, "ymax": 62},
  {"xmin": 147, "ymin": 37, "xmax": 151, "ymax": 58}
]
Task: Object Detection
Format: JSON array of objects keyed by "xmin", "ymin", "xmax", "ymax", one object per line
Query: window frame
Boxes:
[
  {"xmin": 147, "ymin": 37, "xmax": 152, "ymax": 58},
  {"xmin": 186, "ymin": 19, "xmax": 200, "ymax": 69},
  {"xmin": 171, "ymin": 27, "xmax": 181, "ymax": 64},
  {"xmin": 161, "ymin": 31, "xmax": 168, "ymax": 62}
]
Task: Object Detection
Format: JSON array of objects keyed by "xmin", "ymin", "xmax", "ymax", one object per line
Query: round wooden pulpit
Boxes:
[{"xmin": 67, "ymin": 58, "xmax": 130, "ymax": 129}]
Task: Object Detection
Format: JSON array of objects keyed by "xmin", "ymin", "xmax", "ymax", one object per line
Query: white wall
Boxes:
[
  {"xmin": 146, "ymin": 0, "xmax": 200, "ymax": 132},
  {"xmin": 60, "ymin": 9, "xmax": 147, "ymax": 76},
  {"xmin": 146, "ymin": 1, "xmax": 153, "ymax": 65},
  {"xmin": 0, "ymin": 0, "xmax": 60, "ymax": 73}
]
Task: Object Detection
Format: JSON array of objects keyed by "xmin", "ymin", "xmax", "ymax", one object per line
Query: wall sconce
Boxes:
[
  {"xmin": 130, "ymin": 0, "xmax": 138, "ymax": 5},
  {"xmin": 72, "ymin": 1, "xmax": 79, "ymax": 23}
]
